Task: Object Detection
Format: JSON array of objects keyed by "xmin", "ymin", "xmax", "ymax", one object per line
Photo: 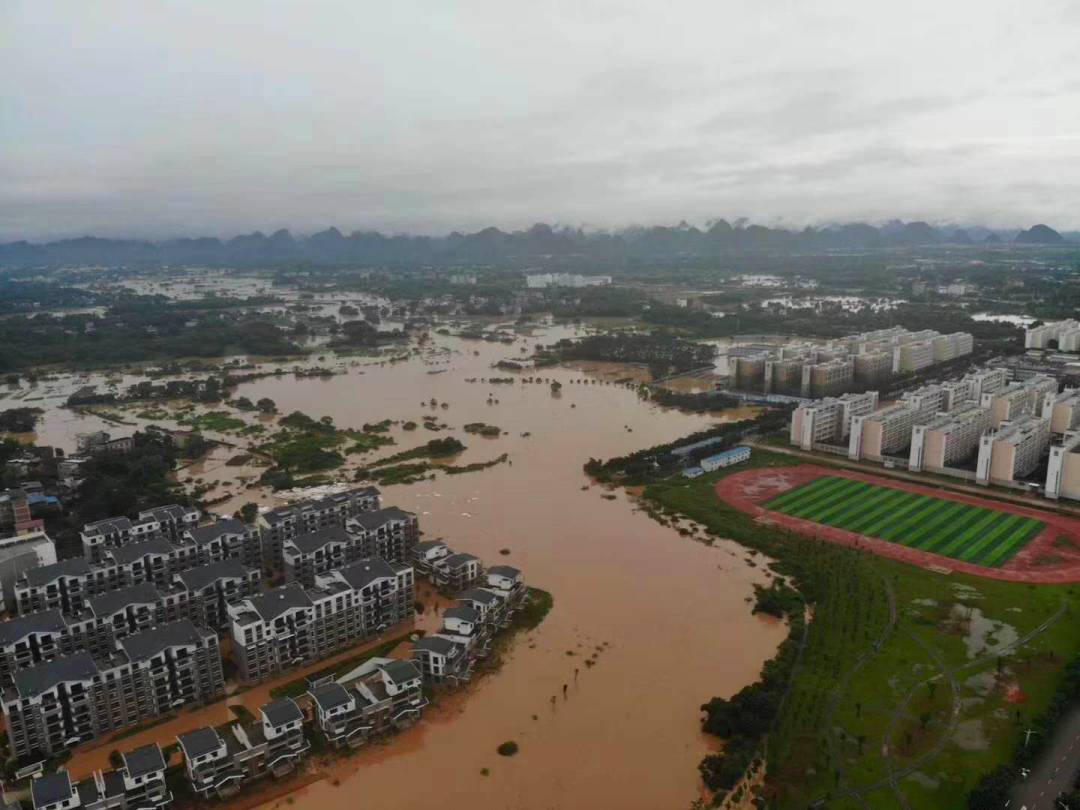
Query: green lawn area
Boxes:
[
  {"xmin": 766, "ymin": 475, "xmax": 1044, "ymax": 568},
  {"xmin": 644, "ymin": 451, "xmax": 1080, "ymax": 809}
]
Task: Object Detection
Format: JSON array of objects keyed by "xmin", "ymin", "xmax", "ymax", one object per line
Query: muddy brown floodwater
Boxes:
[
  {"xmin": 3, "ymin": 324, "xmax": 785, "ymax": 809},
  {"xmin": 231, "ymin": 330, "xmax": 786, "ymax": 810}
]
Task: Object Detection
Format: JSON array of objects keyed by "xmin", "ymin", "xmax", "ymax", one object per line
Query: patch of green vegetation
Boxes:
[
  {"xmin": 362, "ymin": 419, "xmax": 393, "ymax": 433},
  {"xmin": 366, "ymin": 437, "xmax": 465, "ymax": 468},
  {"xmin": 496, "ymin": 741, "xmax": 519, "ymax": 757},
  {"xmin": 363, "ymin": 462, "xmax": 434, "ymax": 486},
  {"xmin": 464, "ymin": 422, "xmax": 502, "ymax": 437},
  {"xmin": 443, "ymin": 453, "xmax": 509, "ymax": 475},
  {"xmin": 178, "ymin": 410, "xmax": 247, "ymax": 432},
  {"xmin": 514, "ymin": 588, "xmax": 553, "ymax": 632},
  {"xmin": 644, "ymin": 450, "xmax": 1080, "ymax": 809},
  {"xmin": 346, "ymin": 430, "xmax": 395, "ymax": 455}
]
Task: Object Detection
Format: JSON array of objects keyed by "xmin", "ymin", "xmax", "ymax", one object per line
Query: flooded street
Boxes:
[{"xmin": 3, "ymin": 325, "xmax": 785, "ymax": 809}]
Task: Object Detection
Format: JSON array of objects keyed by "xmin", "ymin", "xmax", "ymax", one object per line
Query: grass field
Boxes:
[
  {"xmin": 766, "ymin": 475, "xmax": 1044, "ymax": 568},
  {"xmin": 643, "ymin": 452, "xmax": 1080, "ymax": 809}
]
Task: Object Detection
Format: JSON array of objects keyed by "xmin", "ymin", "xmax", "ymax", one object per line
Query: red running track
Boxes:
[{"xmin": 715, "ymin": 464, "xmax": 1080, "ymax": 584}]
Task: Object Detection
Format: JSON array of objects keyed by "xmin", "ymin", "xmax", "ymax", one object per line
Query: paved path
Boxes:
[{"xmin": 1013, "ymin": 706, "xmax": 1080, "ymax": 810}]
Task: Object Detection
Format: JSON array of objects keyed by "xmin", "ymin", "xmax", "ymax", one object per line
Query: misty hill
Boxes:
[
  {"xmin": 1014, "ymin": 224, "xmax": 1064, "ymax": 244},
  {"xmin": 0, "ymin": 220, "xmax": 1071, "ymax": 268}
]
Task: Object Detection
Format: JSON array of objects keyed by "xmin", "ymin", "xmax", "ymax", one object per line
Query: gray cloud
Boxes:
[{"xmin": 2, "ymin": 0, "xmax": 1080, "ymax": 240}]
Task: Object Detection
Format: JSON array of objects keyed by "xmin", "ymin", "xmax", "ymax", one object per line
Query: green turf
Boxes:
[{"xmin": 765, "ymin": 476, "xmax": 1044, "ymax": 568}]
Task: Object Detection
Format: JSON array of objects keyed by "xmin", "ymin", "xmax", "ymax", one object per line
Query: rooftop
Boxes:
[
  {"xmin": 174, "ymin": 558, "xmax": 253, "ymax": 591},
  {"xmin": 88, "ymin": 582, "xmax": 162, "ymax": 618},
  {"xmin": 245, "ymin": 584, "xmax": 313, "ymax": 621},
  {"xmin": 379, "ymin": 659, "xmax": 422, "ymax": 685},
  {"xmin": 31, "ymin": 772, "xmax": 73, "ymax": 809},
  {"xmin": 286, "ymin": 525, "xmax": 350, "ymax": 554},
  {"xmin": 308, "ymin": 681, "xmax": 353, "ymax": 712},
  {"xmin": 23, "ymin": 557, "xmax": 91, "ymax": 587},
  {"xmin": 348, "ymin": 506, "xmax": 414, "ymax": 531},
  {"xmin": 14, "ymin": 652, "xmax": 100, "ymax": 698},
  {"xmin": 185, "ymin": 518, "xmax": 248, "ymax": 545},
  {"xmin": 123, "ymin": 743, "xmax": 166, "ymax": 778},
  {"xmin": 178, "ymin": 726, "xmax": 224, "ymax": 760},
  {"xmin": 107, "ymin": 537, "xmax": 178, "ymax": 565},
  {"xmin": 262, "ymin": 697, "xmax": 303, "ymax": 726},
  {"xmin": 0, "ymin": 608, "xmax": 67, "ymax": 648},
  {"xmin": 118, "ymin": 619, "xmax": 209, "ymax": 661}
]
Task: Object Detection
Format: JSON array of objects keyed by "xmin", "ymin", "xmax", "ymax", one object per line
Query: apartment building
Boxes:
[
  {"xmin": 0, "ymin": 529, "xmax": 57, "ymax": 612},
  {"xmin": 852, "ymin": 351, "xmax": 893, "ymax": 386},
  {"xmin": 138, "ymin": 505, "xmax": 200, "ymax": 544},
  {"xmin": 0, "ymin": 609, "xmax": 69, "ymax": 684},
  {"xmin": 901, "ymin": 384, "xmax": 948, "ymax": 421},
  {"xmin": 80, "ymin": 516, "xmax": 160, "ymax": 564},
  {"xmin": 931, "ymin": 332, "xmax": 974, "ymax": 362},
  {"xmin": 411, "ymin": 635, "xmax": 471, "ymax": 684},
  {"xmin": 282, "ymin": 526, "xmax": 353, "ymax": 586},
  {"xmin": 800, "ymin": 358, "xmax": 854, "ymax": 398},
  {"xmin": 257, "ymin": 486, "xmax": 382, "ymax": 569},
  {"xmin": 733, "ymin": 355, "xmax": 766, "ymax": 391},
  {"xmin": 848, "ymin": 404, "xmax": 916, "ymax": 461},
  {"xmin": 976, "ymin": 416, "xmax": 1052, "ymax": 485},
  {"xmin": 1025, "ymin": 319, "xmax": 1080, "ymax": 349},
  {"xmin": 344, "ymin": 507, "xmax": 419, "ymax": 564},
  {"xmin": 908, "ymin": 402, "xmax": 993, "ymax": 472},
  {"xmin": 1046, "ymin": 432, "xmax": 1080, "ymax": 501},
  {"xmin": 1042, "ymin": 389, "xmax": 1080, "ymax": 435},
  {"xmin": 229, "ymin": 558, "xmax": 414, "ymax": 683},
  {"xmin": 183, "ymin": 518, "xmax": 261, "ymax": 570},
  {"xmin": 173, "ymin": 560, "xmax": 260, "ymax": 631},
  {"xmin": 764, "ymin": 357, "xmax": 804, "ymax": 396},
  {"xmin": 894, "ymin": 339, "xmax": 935, "ymax": 373},
  {"xmin": 981, "ymin": 376, "xmax": 1058, "ymax": 427},
  {"xmin": 3, "ymin": 620, "xmax": 225, "ymax": 759},
  {"xmin": 15, "ymin": 558, "xmax": 100, "ymax": 615}
]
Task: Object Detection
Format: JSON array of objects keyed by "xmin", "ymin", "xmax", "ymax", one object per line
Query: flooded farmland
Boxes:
[{"xmin": 2, "ymin": 324, "xmax": 785, "ymax": 810}]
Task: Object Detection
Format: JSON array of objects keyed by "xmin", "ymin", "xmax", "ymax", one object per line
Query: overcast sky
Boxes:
[{"xmin": 4, "ymin": 1, "xmax": 1080, "ymax": 240}]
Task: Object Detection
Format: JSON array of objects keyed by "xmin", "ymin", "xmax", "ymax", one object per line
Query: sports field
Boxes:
[{"xmin": 765, "ymin": 475, "xmax": 1044, "ymax": 568}]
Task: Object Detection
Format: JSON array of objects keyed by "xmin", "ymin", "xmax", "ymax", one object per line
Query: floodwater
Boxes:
[
  {"xmin": 230, "ymin": 329, "xmax": 785, "ymax": 810},
  {"xmin": 8, "ymin": 323, "xmax": 785, "ymax": 810}
]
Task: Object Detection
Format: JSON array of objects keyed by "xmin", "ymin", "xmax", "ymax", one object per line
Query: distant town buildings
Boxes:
[
  {"xmin": 1026, "ymin": 319, "xmax": 1080, "ymax": 350},
  {"xmin": 732, "ymin": 327, "xmax": 974, "ymax": 398},
  {"xmin": 525, "ymin": 273, "xmax": 612, "ymax": 289}
]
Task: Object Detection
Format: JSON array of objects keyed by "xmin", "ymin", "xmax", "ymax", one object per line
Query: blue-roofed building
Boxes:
[{"xmin": 699, "ymin": 446, "xmax": 751, "ymax": 471}]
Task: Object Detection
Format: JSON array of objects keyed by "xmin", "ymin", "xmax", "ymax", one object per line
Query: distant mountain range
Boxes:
[{"xmin": 0, "ymin": 221, "xmax": 1071, "ymax": 267}]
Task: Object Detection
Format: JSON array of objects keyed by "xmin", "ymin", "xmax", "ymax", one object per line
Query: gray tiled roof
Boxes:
[
  {"xmin": 334, "ymin": 558, "xmax": 395, "ymax": 590},
  {"xmin": 141, "ymin": 504, "xmax": 197, "ymax": 523},
  {"xmin": 123, "ymin": 743, "xmax": 166, "ymax": 778},
  {"xmin": 15, "ymin": 652, "xmax": 99, "ymax": 698},
  {"xmin": 261, "ymin": 697, "xmax": 303, "ymax": 726},
  {"xmin": 88, "ymin": 583, "xmax": 161, "ymax": 618},
  {"xmin": 441, "ymin": 552, "xmax": 479, "ymax": 569},
  {"xmin": 23, "ymin": 557, "xmax": 91, "ymax": 587},
  {"xmin": 412, "ymin": 636, "xmax": 457, "ymax": 656},
  {"xmin": 348, "ymin": 506, "xmax": 414, "ymax": 531},
  {"xmin": 185, "ymin": 518, "xmax": 248, "ymax": 545},
  {"xmin": 308, "ymin": 681, "xmax": 352, "ymax": 712},
  {"xmin": 245, "ymin": 584, "xmax": 312, "ymax": 621},
  {"xmin": 458, "ymin": 588, "xmax": 498, "ymax": 605},
  {"xmin": 442, "ymin": 606, "xmax": 481, "ymax": 624},
  {"xmin": 379, "ymin": 659, "xmax": 421, "ymax": 685},
  {"xmin": 414, "ymin": 540, "xmax": 447, "ymax": 552},
  {"xmin": 178, "ymin": 727, "xmax": 224, "ymax": 760},
  {"xmin": 118, "ymin": 619, "xmax": 208, "ymax": 662},
  {"xmin": 31, "ymin": 772, "xmax": 73, "ymax": 809},
  {"xmin": 0, "ymin": 608, "xmax": 67, "ymax": 648},
  {"xmin": 174, "ymin": 559, "xmax": 252, "ymax": 591},
  {"xmin": 486, "ymin": 565, "xmax": 521, "ymax": 578},
  {"xmin": 287, "ymin": 526, "xmax": 349, "ymax": 554},
  {"xmin": 83, "ymin": 516, "xmax": 133, "ymax": 535},
  {"xmin": 107, "ymin": 537, "xmax": 177, "ymax": 565}
]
